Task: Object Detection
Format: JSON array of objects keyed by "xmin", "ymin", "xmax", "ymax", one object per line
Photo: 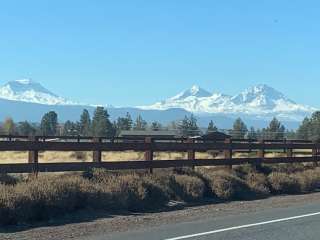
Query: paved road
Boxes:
[{"xmin": 83, "ymin": 202, "xmax": 320, "ymax": 240}]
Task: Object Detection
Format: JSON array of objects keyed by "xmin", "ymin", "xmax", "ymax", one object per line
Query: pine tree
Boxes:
[
  {"xmin": 17, "ymin": 121, "xmax": 36, "ymax": 136},
  {"xmin": 256, "ymin": 129, "xmax": 262, "ymax": 140},
  {"xmin": 91, "ymin": 107, "xmax": 113, "ymax": 137},
  {"xmin": 79, "ymin": 109, "xmax": 91, "ymax": 136},
  {"xmin": 247, "ymin": 127, "xmax": 257, "ymax": 139},
  {"xmin": 151, "ymin": 121, "xmax": 162, "ymax": 131},
  {"xmin": 207, "ymin": 120, "xmax": 218, "ymax": 133},
  {"xmin": 3, "ymin": 117, "xmax": 16, "ymax": 135},
  {"xmin": 40, "ymin": 111, "xmax": 58, "ymax": 136},
  {"xmin": 178, "ymin": 114, "xmax": 200, "ymax": 137},
  {"xmin": 265, "ymin": 117, "xmax": 285, "ymax": 140},
  {"xmin": 286, "ymin": 129, "xmax": 296, "ymax": 140},
  {"xmin": 125, "ymin": 112, "xmax": 133, "ymax": 130},
  {"xmin": 296, "ymin": 112, "xmax": 320, "ymax": 141},
  {"xmin": 297, "ymin": 117, "xmax": 311, "ymax": 140},
  {"xmin": 230, "ymin": 118, "xmax": 248, "ymax": 139},
  {"xmin": 63, "ymin": 121, "xmax": 80, "ymax": 136},
  {"xmin": 133, "ymin": 115, "xmax": 147, "ymax": 130},
  {"xmin": 309, "ymin": 112, "xmax": 320, "ymax": 141},
  {"xmin": 116, "ymin": 112, "xmax": 133, "ymax": 131}
]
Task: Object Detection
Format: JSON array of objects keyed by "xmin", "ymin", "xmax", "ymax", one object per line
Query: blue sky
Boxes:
[{"xmin": 0, "ymin": 1, "xmax": 319, "ymax": 107}]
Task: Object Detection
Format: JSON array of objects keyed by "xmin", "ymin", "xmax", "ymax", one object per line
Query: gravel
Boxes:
[{"xmin": 2, "ymin": 192, "xmax": 320, "ymax": 240}]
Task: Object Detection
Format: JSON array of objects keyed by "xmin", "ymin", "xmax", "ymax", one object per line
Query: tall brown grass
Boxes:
[{"xmin": 1, "ymin": 164, "xmax": 320, "ymax": 226}]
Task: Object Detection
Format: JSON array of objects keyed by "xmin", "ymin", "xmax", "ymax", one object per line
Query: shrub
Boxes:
[
  {"xmin": 0, "ymin": 184, "xmax": 16, "ymax": 225},
  {"xmin": 2, "ymin": 165, "xmax": 320, "ymax": 226},
  {"xmin": 294, "ymin": 168, "xmax": 320, "ymax": 192},
  {"xmin": 268, "ymin": 172, "xmax": 301, "ymax": 194},
  {"xmin": 83, "ymin": 167, "xmax": 111, "ymax": 182},
  {"xmin": 245, "ymin": 172, "xmax": 270, "ymax": 197},
  {"xmin": 169, "ymin": 175, "xmax": 206, "ymax": 202},
  {"xmin": 268, "ymin": 163, "xmax": 306, "ymax": 174},
  {"xmin": 0, "ymin": 173, "xmax": 19, "ymax": 185},
  {"xmin": 83, "ymin": 171, "xmax": 169, "ymax": 211},
  {"xmin": 199, "ymin": 169, "xmax": 253, "ymax": 200},
  {"xmin": 105, "ymin": 174, "xmax": 168, "ymax": 211},
  {"xmin": 0, "ymin": 175, "xmax": 90, "ymax": 225},
  {"xmin": 233, "ymin": 164, "xmax": 257, "ymax": 179}
]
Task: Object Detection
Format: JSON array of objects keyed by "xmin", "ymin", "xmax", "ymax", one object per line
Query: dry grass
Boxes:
[
  {"xmin": 268, "ymin": 172, "xmax": 301, "ymax": 194},
  {"xmin": 1, "ymin": 165, "xmax": 320, "ymax": 226},
  {"xmin": 169, "ymin": 174, "xmax": 206, "ymax": 201},
  {"xmin": 0, "ymin": 151, "xmax": 28, "ymax": 164},
  {"xmin": 0, "ymin": 151, "xmax": 215, "ymax": 163},
  {"xmin": 0, "ymin": 150, "xmax": 308, "ymax": 165},
  {"xmin": 198, "ymin": 169, "xmax": 254, "ymax": 200}
]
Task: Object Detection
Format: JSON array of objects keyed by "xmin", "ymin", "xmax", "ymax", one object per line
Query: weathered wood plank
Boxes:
[{"xmin": 0, "ymin": 157, "xmax": 317, "ymax": 173}]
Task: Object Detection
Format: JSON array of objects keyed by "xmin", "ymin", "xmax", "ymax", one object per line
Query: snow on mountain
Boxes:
[
  {"xmin": 231, "ymin": 84, "xmax": 294, "ymax": 107},
  {"xmin": 139, "ymin": 84, "xmax": 316, "ymax": 121},
  {"xmin": 0, "ymin": 79, "xmax": 315, "ymax": 123},
  {"xmin": 170, "ymin": 85, "xmax": 212, "ymax": 100},
  {"xmin": 0, "ymin": 79, "xmax": 75, "ymax": 105}
]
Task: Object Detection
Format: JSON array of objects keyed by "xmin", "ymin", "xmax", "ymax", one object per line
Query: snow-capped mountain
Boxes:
[
  {"xmin": 139, "ymin": 84, "xmax": 316, "ymax": 121},
  {"xmin": 170, "ymin": 85, "xmax": 212, "ymax": 100},
  {"xmin": 0, "ymin": 79, "xmax": 315, "ymax": 127},
  {"xmin": 0, "ymin": 79, "xmax": 75, "ymax": 105}
]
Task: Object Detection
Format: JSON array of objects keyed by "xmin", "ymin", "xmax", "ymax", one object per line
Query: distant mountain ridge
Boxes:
[
  {"xmin": 0, "ymin": 79, "xmax": 75, "ymax": 105},
  {"xmin": 0, "ymin": 79, "xmax": 316, "ymax": 129},
  {"xmin": 139, "ymin": 84, "xmax": 316, "ymax": 121}
]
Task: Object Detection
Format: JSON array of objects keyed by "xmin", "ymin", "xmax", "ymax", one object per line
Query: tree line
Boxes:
[
  {"xmin": 0, "ymin": 107, "xmax": 163, "ymax": 137},
  {"xmin": 1, "ymin": 106, "xmax": 320, "ymax": 140}
]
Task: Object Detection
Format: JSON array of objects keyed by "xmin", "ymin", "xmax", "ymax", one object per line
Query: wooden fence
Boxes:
[{"xmin": 0, "ymin": 135, "xmax": 319, "ymax": 174}]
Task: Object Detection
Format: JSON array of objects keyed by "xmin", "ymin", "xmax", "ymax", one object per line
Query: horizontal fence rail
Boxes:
[{"xmin": 0, "ymin": 135, "xmax": 318, "ymax": 174}]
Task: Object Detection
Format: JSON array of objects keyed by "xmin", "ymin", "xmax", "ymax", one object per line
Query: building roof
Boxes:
[
  {"xmin": 201, "ymin": 131, "xmax": 231, "ymax": 140},
  {"xmin": 119, "ymin": 130, "xmax": 177, "ymax": 137}
]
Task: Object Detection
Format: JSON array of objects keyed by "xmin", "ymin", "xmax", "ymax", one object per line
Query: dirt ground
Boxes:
[{"xmin": 2, "ymin": 191, "xmax": 320, "ymax": 240}]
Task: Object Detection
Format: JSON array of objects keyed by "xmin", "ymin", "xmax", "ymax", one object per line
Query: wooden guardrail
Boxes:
[{"xmin": 0, "ymin": 136, "xmax": 318, "ymax": 174}]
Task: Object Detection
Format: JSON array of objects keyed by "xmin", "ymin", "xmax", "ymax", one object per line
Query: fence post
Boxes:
[
  {"xmin": 312, "ymin": 141, "xmax": 318, "ymax": 166},
  {"xmin": 187, "ymin": 138, "xmax": 196, "ymax": 169},
  {"xmin": 287, "ymin": 140, "xmax": 293, "ymax": 158},
  {"xmin": 145, "ymin": 137, "xmax": 154, "ymax": 174},
  {"xmin": 93, "ymin": 137, "xmax": 102, "ymax": 163},
  {"xmin": 28, "ymin": 135, "xmax": 39, "ymax": 176},
  {"xmin": 224, "ymin": 138, "xmax": 232, "ymax": 169},
  {"xmin": 256, "ymin": 139, "xmax": 264, "ymax": 170}
]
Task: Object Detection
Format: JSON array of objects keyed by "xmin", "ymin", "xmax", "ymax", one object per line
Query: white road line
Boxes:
[{"xmin": 164, "ymin": 211, "xmax": 320, "ymax": 240}]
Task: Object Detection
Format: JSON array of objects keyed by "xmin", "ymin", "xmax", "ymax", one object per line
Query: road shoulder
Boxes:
[{"xmin": 2, "ymin": 191, "xmax": 320, "ymax": 240}]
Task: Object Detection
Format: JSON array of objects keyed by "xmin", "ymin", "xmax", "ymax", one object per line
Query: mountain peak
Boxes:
[
  {"xmin": 5, "ymin": 79, "xmax": 57, "ymax": 96},
  {"xmin": 139, "ymin": 83, "xmax": 315, "ymax": 121},
  {"xmin": 171, "ymin": 85, "xmax": 211, "ymax": 100},
  {"xmin": 231, "ymin": 84, "xmax": 294, "ymax": 106},
  {"xmin": 0, "ymin": 79, "xmax": 74, "ymax": 105},
  {"xmin": 14, "ymin": 79, "xmax": 33, "ymax": 84},
  {"xmin": 190, "ymin": 85, "xmax": 201, "ymax": 94},
  {"xmin": 246, "ymin": 84, "xmax": 282, "ymax": 95}
]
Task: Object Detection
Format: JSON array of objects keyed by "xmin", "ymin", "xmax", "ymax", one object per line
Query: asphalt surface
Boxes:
[{"xmin": 83, "ymin": 202, "xmax": 320, "ymax": 240}]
